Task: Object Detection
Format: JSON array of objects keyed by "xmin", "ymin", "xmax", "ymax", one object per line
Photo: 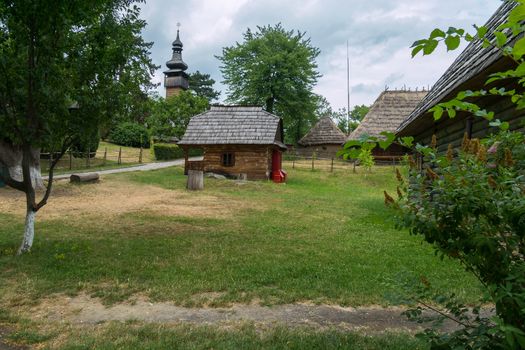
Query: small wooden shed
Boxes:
[
  {"xmin": 397, "ymin": 1, "xmax": 523, "ymax": 151},
  {"xmin": 348, "ymin": 90, "xmax": 427, "ymax": 161},
  {"xmin": 178, "ymin": 106, "xmax": 287, "ymax": 181},
  {"xmin": 296, "ymin": 117, "xmax": 346, "ymax": 158}
]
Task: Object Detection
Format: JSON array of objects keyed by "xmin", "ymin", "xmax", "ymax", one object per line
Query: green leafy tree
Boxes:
[
  {"xmin": 217, "ymin": 24, "xmax": 321, "ymax": 143},
  {"xmin": 147, "ymin": 91, "xmax": 209, "ymax": 141},
  {"xmin": 0, "ymin": 0, "xmax": 156, "ymax": 254},
  {"xmin": 335, "ymin": 105, "xmax": 370, "ymax": 134},
  {"xmin": 188, "ymin": 71, "xmax": 220, "ymax": 102}
]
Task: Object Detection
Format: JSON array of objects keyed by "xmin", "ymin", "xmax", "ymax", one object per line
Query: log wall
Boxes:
[
  {"xmin": 201, "ymin": 145, "xmax": 278, "ymax": 180},
  {"xmin": 414, "ymin": 97, "xmax": 525, "ymax": 153}
]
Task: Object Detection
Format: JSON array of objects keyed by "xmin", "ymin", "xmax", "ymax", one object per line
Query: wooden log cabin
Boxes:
[
  {"xmin": 296, "ymin": 116, "xmax": 347, "ymax": 158},
  {"xmin": 178, "ymin": 106, "xmax": 287, "ymax": 182},
  {"xmin": 397, "ymin": 1, "xmax": 524, "ymax": 151},
  {"xmin": 347, "ymin": 90, "xmax": 427, "ymax": 161}
]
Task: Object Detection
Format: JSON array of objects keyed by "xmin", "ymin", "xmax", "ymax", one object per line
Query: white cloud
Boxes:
[{"xmin": 140, "ymin": 0, "xmax": 502, "ymax": 109}]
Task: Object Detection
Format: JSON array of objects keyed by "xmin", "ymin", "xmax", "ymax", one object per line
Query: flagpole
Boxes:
[{"xmin": 346, "ymin": 40, "xmax": 350, "ymax": 134}]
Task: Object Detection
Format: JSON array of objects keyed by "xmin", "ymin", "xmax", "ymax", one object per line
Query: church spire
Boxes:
[{"xmin": 164, "ymin": 23, "xmax": 189, "ymax": 98}]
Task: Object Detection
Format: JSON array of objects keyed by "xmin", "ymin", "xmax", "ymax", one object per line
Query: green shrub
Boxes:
[
  {"xmin": 390, "ymin": 129, "xmax": 525, "ymax": 349},
  {"xmin": 153, "ymin": 144, "xmax": 203, "ymax": 161},
  {"xmin": 70, "ymin": 130, "xmax": 101, "ymax": 158},
  {"xmin": 109, "ymin": 122, "xmax": 150, "ymax": 148},
  {"xmin": 153, "ymin": 143, "xmax": 183, "ymax": 160}
]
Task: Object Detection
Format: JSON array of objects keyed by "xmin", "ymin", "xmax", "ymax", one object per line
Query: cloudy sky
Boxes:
[{"xmin": 140, "ymin": 0, "xmax": 502, "ymax": 110}]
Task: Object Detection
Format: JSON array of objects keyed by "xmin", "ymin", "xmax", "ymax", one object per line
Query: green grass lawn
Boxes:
[{"xmin": 0, "ymin": 166, "xmax": 481, "ymax": 349}]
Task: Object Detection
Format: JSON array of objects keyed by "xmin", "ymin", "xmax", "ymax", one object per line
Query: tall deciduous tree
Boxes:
[
  {"xmin": 0, "ymin": 0, "xmax": 156, "ymax": 254},
  {"xmin": 188, "ymin": 71, "xmax": 220, "ymax": 102},
  {"xmin": 147, "ymin": 91, "xmax": 209, "ymax": 141},
  {"xmin": 217, "ymin": 24, "xmax": 321, "ymax": 143}
]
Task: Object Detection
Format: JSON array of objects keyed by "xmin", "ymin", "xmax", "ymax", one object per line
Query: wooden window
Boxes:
[{"xmin": 221, "ymin": 153, "xmax": 235, "ymax": 167}]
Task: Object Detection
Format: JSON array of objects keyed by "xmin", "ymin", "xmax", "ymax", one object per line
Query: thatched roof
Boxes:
[
  {"xmin": 179, "ymin": 106, "xmax": 286, "ymax": 148},
  {"xmin": 298, "ymin": 117, "xmax": 346, "ymax": 146},
  {"xmin": 348, "ymin": 90, "xmax": 427, "ymax": 141},
  {"xmin": 397, "ymin": 1, "xmax": 515, "ymax": 136}
]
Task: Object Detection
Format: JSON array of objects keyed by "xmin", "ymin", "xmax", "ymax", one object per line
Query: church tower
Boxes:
[{"xmin": 164, "ymin": 25, "xmax": 189, "ymax": 98}]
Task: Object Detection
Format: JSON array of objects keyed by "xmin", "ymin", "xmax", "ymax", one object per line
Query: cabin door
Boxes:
[{"xmin": 271, "ymin": 150, "xmax": 286, "ymax": 183}]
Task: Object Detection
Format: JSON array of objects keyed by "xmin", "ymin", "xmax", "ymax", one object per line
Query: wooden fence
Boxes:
[
  {"xmin": 40, "ymin": 146, "xmax": 145, "ymax": 173},
  {"xmin": 283, "ymin": 155, "xmax": 405, "ymax": 173}
]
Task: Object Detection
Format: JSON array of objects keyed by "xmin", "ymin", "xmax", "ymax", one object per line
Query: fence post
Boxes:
[
  {"xmin": 118, "ymin": 147, "xmax": 122, "ymax": 165},
  {"xmin": 139, "ymin": 147, "xmax": 143, "ymax": 163},
  {"xmin": 331, "ymin": 158, "xmax": 334, "ymax": 172},
  {"xmin": 86, "ymin": 148, "xmax": 90, "ymax": 168},
  {"xmin": 292, "ymin": 154, "xmax": 295, "ymax": 169},
  {"xmin": 103, "ymin": 147, "xmax": 107, "ymax": 166},
  {"xmin": 353, "ymin": 160, "xmax": 357, "ymax": 173},
  {"xmin": 69, "ymin": 149, "xmax": 72, "ymax": 170},
  {"xmin": 311, "ymin": 152, "xmax": 315, "ymax": 171}
]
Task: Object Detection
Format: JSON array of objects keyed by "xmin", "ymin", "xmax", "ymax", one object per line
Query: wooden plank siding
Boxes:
[
  {"xmin": 413, "ymin": 94, "xmax": 525, "ymax": 153},
  {"xmin": 201, "ymin": 145, "xmax": 278, "ymax": 180}
]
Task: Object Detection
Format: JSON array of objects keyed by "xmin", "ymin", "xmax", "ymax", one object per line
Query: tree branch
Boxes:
[
  {"xmin": 418, "ymin": 300, "xmax": 472, "ymax": 328},
  {"xmin": 35, "ymin": 139, "xmax": 72, "ymax": 211}
]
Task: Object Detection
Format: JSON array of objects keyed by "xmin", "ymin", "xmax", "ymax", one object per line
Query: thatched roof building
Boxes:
[
  {"xmin": 349, "ymin": 90, "xmax": 427, "ymax": 141},
  {"xmin": 397, "ymin": 1, "xmax": 522, "ymax": 151},
  {"xmin": 296, "ymin": 117, "xmax": 346, "ymax": 158},
  {"xmin": 348, "ymin": 90, "xmax": 427, "ymax": 160},
  {"xmin": 179, "ymin": 106, "xmax": 287, "ymax": 182}
]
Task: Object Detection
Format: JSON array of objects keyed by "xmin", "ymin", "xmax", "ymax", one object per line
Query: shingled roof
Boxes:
[
  {"xmin": 298, "ymin": 117, "xmax": 346, "ymax": 146},
  {"xmin": 397, "ymin": 1, "xmax": 516, "ymax": 135},
  {"xmin": 348, "ymin": 90, "xmax": 427, "ymax": 141},
  {"xmin": 179, "ymin": 106, "xmax": 286, "ymax": 148}
]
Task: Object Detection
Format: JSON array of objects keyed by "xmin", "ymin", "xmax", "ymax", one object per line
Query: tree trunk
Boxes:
[
  {"xmin": 18, "ymin": 207, "xmax": 36, "ymax": 254},
  {"xmin": 0, "ymin": 141, "xmax": 43, "ymax": 190},
  {"xmin": 187, "ymin": 170, "xmax": 204, "ymax": 190}
]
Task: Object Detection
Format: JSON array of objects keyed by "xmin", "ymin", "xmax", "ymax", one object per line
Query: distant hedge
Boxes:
[
  {"xmin": 109, "ymin": 122, "xmax": 150, "ymax": 148},
  {"xmin": 153, "ymin": 143, "xmax": 203, "ymax": 160}
]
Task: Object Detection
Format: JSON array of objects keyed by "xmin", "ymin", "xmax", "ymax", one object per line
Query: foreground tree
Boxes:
[
  {"xmin": 188, "ymin": 71, "xmax": 220, "ymax": 102},
  {"xmin": 0, "ymin": 0, "xmax": 156, "ymax": 254},
  {"xmin": 217, "ymin": 24, "xmax": 321, "ymax": 143},
  {"xmin": 147, "ymin": 91, "xmax": 209, "ymax": 141}
]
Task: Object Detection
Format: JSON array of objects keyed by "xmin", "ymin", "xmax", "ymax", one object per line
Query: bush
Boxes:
[
  {"xmin": 153, "ymin": 143, "xmax": 183, "ymax": 160},
  {"xmin": 153, "ymin": 143, "xmax": 203, "ymax": 161},
  {"xmin": 109, "ymin": 122, "xmax": 150, "ymax": 148},
  {"xmin": 70, "ymin": 130, "xmax": 101, "ymax": 158},
  {"xmin": 389, "ymin": 129, "xmax": 525, "ymax": 349}
]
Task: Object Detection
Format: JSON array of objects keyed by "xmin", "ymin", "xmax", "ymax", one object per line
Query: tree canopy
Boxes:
[
  {"xmin": 217, "ymin": 24, "xmax": 321, "ymax": 144},
  {"xmin": 188, "ymin": 71, "xmax": 220, "ymax": 102},
  {"xmin": 147, "ymin": 91, "xmax": 209, "ymax": 141},
  {"xmin": 0, "ymin": 0, "xmax": 156, "ymax": 253}
]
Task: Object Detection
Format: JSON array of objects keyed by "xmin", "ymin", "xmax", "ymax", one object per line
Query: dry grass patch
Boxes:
[{"xmin": 0, "ymin": 177, "xmax": 261, "ymax": 221}]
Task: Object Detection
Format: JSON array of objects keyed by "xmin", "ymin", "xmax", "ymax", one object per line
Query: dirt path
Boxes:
[{"xmin": 29, "ymin": 295, "xmax": 459, "ymax": 333}]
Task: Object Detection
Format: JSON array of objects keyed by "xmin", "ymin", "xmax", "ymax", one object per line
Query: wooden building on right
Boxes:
[{"xmin": 396, "ymin": 1, "xmax": 524, "ymax": 151}]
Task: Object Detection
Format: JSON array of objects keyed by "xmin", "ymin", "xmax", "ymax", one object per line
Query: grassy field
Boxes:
[{"xmin": 0, "ymin": 166, "xmax": 481, "ymax": 348}]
